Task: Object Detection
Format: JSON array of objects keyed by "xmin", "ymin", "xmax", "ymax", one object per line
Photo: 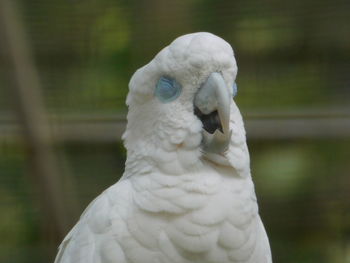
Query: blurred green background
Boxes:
[{"xmin": 0, "ymin": 0, "xmax": 350, "ymax": 262}]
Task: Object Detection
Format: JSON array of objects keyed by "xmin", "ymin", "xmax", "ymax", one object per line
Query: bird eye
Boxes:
[
  {"xmin": 155, "ymin": 76, "xmax": 182, "ymax": 103},
  {"xmin": 232, "ymin": 82, "xmax": 238, "ymax": 97}
]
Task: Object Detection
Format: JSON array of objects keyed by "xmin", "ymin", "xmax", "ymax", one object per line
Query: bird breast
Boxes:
[{"xmin": 125, "ymin": 167, "xmax": 261, "ymax": 263}]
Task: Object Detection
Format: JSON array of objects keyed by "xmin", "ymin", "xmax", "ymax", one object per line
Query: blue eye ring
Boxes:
[
  {"xmin": 155, "ymin": 76, "xmax": 182, "ymax": 103},
  {"xmin": 232, "ymin": 82, "xmax": 238, "ymax": 97}
]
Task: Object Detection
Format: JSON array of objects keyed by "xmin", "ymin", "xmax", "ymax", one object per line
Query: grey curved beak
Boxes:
[{"xmin": 194, "ymin": 72, "xmax": 232, "ymax": 154}]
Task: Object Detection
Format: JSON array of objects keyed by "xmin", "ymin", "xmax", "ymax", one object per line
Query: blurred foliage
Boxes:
[
  {"xmin": 252, "ymin": 139, "xmax": 350, "ymax": 262},
  {"xmin": 0, "ymin": 0, "xmax": 350, "ymax": 262}
]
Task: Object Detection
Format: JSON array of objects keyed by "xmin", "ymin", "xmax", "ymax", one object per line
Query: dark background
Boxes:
[{"xmin": 0, "ymin": 0, "xmax": 349, "ymax": 262}]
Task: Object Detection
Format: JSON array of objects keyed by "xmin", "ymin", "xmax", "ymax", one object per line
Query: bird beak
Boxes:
[{"xmin": 194, "ymin": 72, "xmax": 232, "ymax": 154}]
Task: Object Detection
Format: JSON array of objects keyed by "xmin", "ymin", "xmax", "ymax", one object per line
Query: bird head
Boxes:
[{"xmin": 123, "ymin": 32, "xmax": 248, "ymax": 175}]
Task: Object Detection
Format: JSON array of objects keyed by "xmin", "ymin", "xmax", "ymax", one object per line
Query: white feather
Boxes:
[{"xmin": 54, "ymin": 32, "xmax": 272, "ymax": 263}]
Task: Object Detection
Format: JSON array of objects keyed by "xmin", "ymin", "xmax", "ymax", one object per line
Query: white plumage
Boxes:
[{"xmin": 54, "ymin": 32, "xmax": 272, "ymax": 263}]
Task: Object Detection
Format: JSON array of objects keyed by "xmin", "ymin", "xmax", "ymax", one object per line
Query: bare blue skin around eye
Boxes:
[
  {"xmin": 232, "ymin": 82, "xmax": 238, "ymax": 97},
  {"xmin": 155, "ymin": 76, "xmax": 182, "ymax": 103}
]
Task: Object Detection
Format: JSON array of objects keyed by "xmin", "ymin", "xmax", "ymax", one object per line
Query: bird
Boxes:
[{"xmin": 54, "ymin": 32, "xmax": 272, "ymax": 263}]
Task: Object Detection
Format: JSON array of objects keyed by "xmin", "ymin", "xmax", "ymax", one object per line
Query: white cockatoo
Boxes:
[{"xmin": 54, "ymin": 32, "xmax": 272, "ymax": 263}]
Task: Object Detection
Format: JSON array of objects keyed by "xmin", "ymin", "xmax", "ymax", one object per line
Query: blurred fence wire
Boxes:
[
  {"xmin": 0, "ymin": 0, "xmax": 349, "ymax": 263},
  {"xmin": 1, "ymin": 110, "xmax": 350, "ymax": 144},
  {"xmin": 0, "ymin": 0, "xmax": 73, "ymax": 241}
]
